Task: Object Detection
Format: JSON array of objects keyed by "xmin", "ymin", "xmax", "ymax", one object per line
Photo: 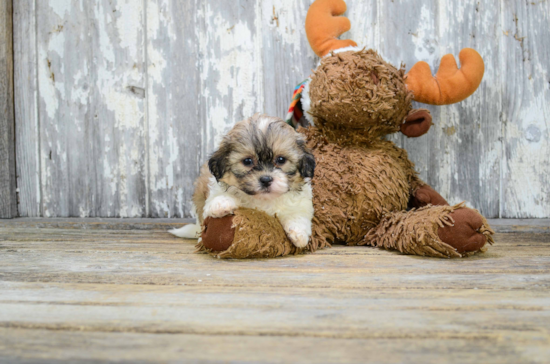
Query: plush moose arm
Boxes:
[{"xmin": 409, "ymin": 184, "xmax": 449, "ymax": 209}]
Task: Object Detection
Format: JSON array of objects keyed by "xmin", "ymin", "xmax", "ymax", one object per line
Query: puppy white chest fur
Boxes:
[{"xmin": 203, "ymin": 177, "xmax": 314, "ymax": 248}]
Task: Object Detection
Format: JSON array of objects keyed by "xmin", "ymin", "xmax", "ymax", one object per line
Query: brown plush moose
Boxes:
[{"xmin": 196, "ymin": 0, "xmax": 494, "ymax": 259}]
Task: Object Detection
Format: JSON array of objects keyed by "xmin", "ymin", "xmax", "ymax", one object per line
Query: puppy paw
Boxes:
[
  {"xmin": 204, "ymin": 196, "xmax": 237, "ymax": 218},
  {"xmin": 285, "ymin": 225, "xmax": 310, "ymax": 248}
]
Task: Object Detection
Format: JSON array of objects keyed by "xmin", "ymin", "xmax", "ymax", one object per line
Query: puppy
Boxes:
[{"xmin": 169, "ymin": 114, "xmax": 315, "ymax": 248}]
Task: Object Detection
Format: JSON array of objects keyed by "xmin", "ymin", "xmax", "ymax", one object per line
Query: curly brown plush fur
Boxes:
[
  {"xmin": 197, "ymin": 208, "xmax": 301, "ymax": 259},
  {"xmin": 308, "ymin": 49, "xmax": 412, "ymax": 144},
  {"xmin": 363, "ymin": 203, "xmax": 494, "ymax": 258},
  {"xmin": 301, "ymin": 126, "xmax": 420, "ymax": 250}
]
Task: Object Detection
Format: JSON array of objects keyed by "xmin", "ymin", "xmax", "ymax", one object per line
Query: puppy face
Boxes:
[{"xmin": 208, "ymin": 114, "xmax": 315, "ymax": 199}]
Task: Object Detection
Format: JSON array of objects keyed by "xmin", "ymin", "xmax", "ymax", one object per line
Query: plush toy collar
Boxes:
[{"xmin": 285, "ymin": 80, "xmax": 309, "ymax": 128}]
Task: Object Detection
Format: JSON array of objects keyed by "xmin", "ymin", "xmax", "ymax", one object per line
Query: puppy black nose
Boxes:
[{"xmin": 259, "ymin": 176, "xmax": 273, "ymax": 186}]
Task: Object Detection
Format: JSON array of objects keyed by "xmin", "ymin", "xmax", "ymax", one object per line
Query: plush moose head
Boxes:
[{"xmin": 294, "ymin": 0, "xmax": 485, "ymax": 144}]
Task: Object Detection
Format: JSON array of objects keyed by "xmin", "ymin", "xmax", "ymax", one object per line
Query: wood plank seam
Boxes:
[
  {"xmin": 0, "ymin": 0, "xmax": 17, "ymax": 218},
  {"xmin": 142, "ymin": 0, "xmax": 150, "ymax": 218},
  {"xmin": 32, "ymin": 0, "xmax": 42, "ymax": 218},
  {"xmin": 0, "ymin": 322, "xmax": 522, "ymax": 341}
]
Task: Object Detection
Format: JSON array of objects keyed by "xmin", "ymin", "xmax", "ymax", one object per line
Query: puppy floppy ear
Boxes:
[
  {"xmin": 208, "ymin": 144, "xmax": 230, "ymax": 181},
  {"xmin": 299, "ymin": 151, "xmax": 316, "ymax": 178}
]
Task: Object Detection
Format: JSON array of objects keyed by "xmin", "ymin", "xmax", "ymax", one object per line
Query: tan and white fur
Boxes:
[{"xmin": 169, "ymin": 114, "xmax": 316, "ymax": 248}]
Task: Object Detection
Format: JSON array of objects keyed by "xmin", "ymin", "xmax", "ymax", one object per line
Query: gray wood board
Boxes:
[
  {"xmin": 146, "ymin": 0, "xmax": 202, "ymax": 218},
  {"xmin": 0, "ymin": 0, "xmax": 17, "ymax": 218},
  {"xmin": 13, "ymin": 0, "xmax": 550, "ymax": 218},
  {"xmin": 0, "ymin": 224, "xmax": 548, "ymax": 363},
  {"xmin": 500, "ymin": 0, "xmax": 550, "ymax": 218},
  {"xmin": 34, "ymin": 1, "xmax": 148, "ymax": 218},
  {"xmin": 0, "ymin": 327, "xmax": 548, "ymax": 364},
  {"xmin": 13, "ymin": 0, "xmax": 40, "ymax": 217}
]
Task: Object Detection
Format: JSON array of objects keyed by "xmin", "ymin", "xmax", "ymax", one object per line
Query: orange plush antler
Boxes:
[
  {"xmin": 305, "ymin": 0, "xmax": 357, "ymax": 57},
  {"xmin": 405, "ymin": 48, "xmax": 485, "ymax": 105}
]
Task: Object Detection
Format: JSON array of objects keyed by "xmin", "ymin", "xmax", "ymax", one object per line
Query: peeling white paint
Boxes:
[
  {"xmin": 209, "ymin": 105, "xmax": 229, "ymax": 148},
  {"xmin": 261, "ymin": 0, "xmax": 302, "ymax": 51},
  {"xmin": 199, "ymin": 3, "xmax": 263, "ymax": 151},
  {"xmin": 48, "ymin": 31, "xmax": 65, "ymax": 60},
  {"xmin": 108, "ymin": 90, "xmax": 144, "ymax": 130},
  {"xmin": 346, "ymin": 0, "xmax": 378, "ymax": 51},
  {"xmin": 146, "ymin": 2, "xmax": 167, "ymax": 84},
  {"xmin": 38, "ymin": 52, "xmax": 58, "ymax": 119},
  {"xmin": 412, "ymin": 5, "xmax": 438, "ymax": 65},
  {"xmin": 115, "ymin": 0, "xmax": 144, "ymax": 60},
  {"xmin": 504, "ymin": 94, "xmax": 549, "ymax": 217},
  {"xmin": 95, "ymin": 3, "xmax": 116, "ymax": 65},
  {"xmin": 49, "ymin": 0, "xmax": 73, "ymax": 18}
]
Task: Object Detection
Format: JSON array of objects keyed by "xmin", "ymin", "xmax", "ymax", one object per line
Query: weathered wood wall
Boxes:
[
  {"xmin": 12, "ymin": 0, "xmax": 550, "ymax": 218},
  {"xmin": 0, "ymin": 0, "xmax": 17, "ymax": 218}
]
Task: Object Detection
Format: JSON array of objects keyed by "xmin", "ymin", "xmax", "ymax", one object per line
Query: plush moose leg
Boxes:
[
  {"xmin": 362, "ymin": 203, "xmax": 494, "ymax": 258},
  {"xmin": 197, "ymin": 208, "xmax": 306, "ymax": 259},
  {"xmin": 198, "ymin": 188, "xmax": 494, "ymax": 259}
]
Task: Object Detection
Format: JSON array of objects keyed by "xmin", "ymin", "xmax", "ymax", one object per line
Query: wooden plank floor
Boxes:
[{"xmin": 0, "ymin": 219, "xmax": 549, "ymax": 363}]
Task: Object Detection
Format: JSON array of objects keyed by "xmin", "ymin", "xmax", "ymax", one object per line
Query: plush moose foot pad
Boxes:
[
  {"xmin": 437, "ymin": 208, "xmax": 495, "ymax": 255},
  {"xmin": 363, "ymin": 203, "xmax": 494, "ymax": 258},
  {"xmin": 197, "ymin": 208, "xmax": 306, "ymax": 259},
  {"xmin": 200, "ymin": 215, "xmax": 236, "ymax": 252}
]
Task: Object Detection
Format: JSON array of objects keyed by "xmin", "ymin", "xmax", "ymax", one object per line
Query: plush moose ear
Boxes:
[
  {"xmin": 208, "ymin": 145, "xmax": 230, "ymax": 181},
  {"xmin": 400, "ymin": 109, "xmax": 433, "ymax": 138},
  {"xmin": 299, "ymin": 151, "xmax": 316, "ymax": 178}
]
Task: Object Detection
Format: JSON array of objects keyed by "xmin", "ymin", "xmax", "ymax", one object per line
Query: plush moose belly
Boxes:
[{"xmin": 308, "ymin": 139, "xmax": 411, "ymax": 246}]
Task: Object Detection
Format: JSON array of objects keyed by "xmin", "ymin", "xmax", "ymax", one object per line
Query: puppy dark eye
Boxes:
[
  {"xmin": 243, "ymin": 158, "xmax": 253, "ymax": 166},
  {"xmin": 276, "ymin": 156, "xmax": 286, "ymax": 165}
]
